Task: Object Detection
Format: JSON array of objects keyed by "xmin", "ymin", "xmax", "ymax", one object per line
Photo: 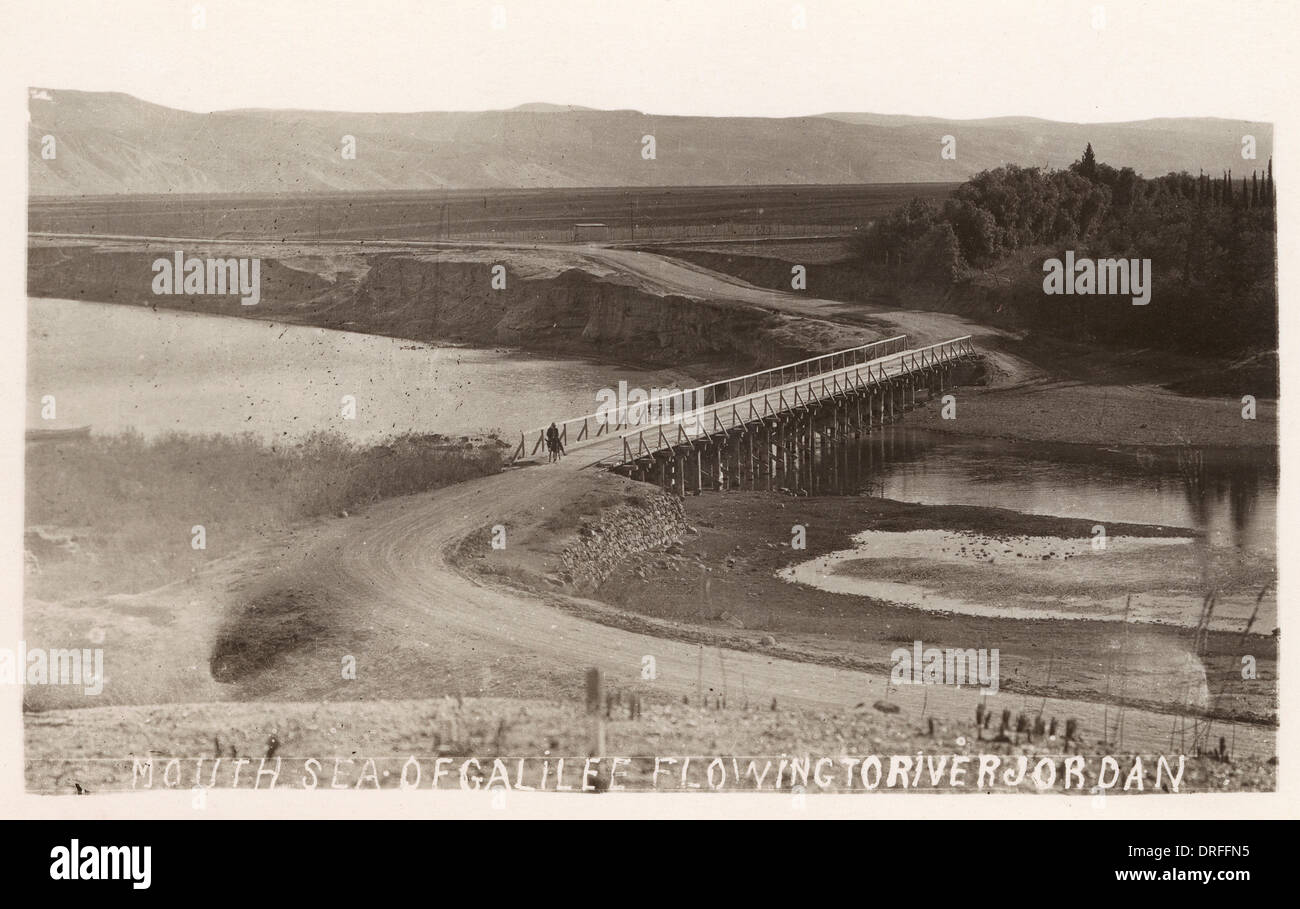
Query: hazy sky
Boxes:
[{"xmin": 5, "ymin": 0, "xmax": 1297, "ymax": 121}]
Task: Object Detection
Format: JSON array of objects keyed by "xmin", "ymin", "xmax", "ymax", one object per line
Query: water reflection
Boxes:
[{"xmin": 800, "ymin": 426, "xmax": 1275, "ymax": 552}]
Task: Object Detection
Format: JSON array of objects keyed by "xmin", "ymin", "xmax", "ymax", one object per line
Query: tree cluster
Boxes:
[{"xmin": 856, "ymin": 146, "xmax": 1277, "ymax": 355}]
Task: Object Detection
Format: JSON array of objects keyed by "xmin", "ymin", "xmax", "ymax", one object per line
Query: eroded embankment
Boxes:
[
  {"xmin": 639, "ymin": 245, "xmax": 1280, "ymax": 397},
  {"xmin": 27, "ymin": 239, "xmax": 836, "ymax": 370}
]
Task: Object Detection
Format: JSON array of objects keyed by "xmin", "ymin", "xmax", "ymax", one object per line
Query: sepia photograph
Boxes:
[{"xmin": 0, "ymin": 0, "xmax": 1295, "ymax": 871}]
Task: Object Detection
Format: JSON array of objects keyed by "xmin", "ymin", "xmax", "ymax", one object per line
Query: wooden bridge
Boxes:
[{"xmin": 513, "ymin": 334, "xmax": 978, "ymax": 495}]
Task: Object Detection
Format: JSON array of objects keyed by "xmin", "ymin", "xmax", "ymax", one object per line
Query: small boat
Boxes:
[{"xmin": 25, "ymin": 425, "xmax": 91, "ymax": 442}]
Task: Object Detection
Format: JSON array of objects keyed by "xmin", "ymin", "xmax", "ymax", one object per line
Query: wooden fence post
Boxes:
[{"xmin": 586, "ymin": 668, "xmax": 605, "ymax": 756}]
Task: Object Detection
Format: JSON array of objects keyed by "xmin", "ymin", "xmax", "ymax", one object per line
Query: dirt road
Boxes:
[
  {"xmin": 571, "ymin": 245, "xmax": 1036, "ymax": 381},
  {"xmin": 213, "ymin": 432, "xmax": 1270, "ymax": 758}
]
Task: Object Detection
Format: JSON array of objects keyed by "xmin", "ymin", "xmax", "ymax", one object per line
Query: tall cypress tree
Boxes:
[{"xmin": 1079, "ymin": 143, "xmax": 1098, "ymax": 181}]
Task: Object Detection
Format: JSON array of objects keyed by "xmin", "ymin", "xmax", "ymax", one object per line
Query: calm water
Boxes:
[
  {"xmin": 799, "ymin": 426, "xmax": 1276, "ymax": 552},
  {"xmin": 27, "ymin": 298, "xmax": 691, "ymax": 443},
  {"xmin": 29, "ymin": 298, "xmax": 1277, "ymax": 554}
]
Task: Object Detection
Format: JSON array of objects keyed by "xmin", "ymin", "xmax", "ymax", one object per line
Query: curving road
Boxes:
[{"xmin": 258, "ymin": 432, "xmax": 1274, "ymax": 759}]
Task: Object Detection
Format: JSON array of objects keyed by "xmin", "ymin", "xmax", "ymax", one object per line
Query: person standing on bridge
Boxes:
[{"xmin": 546, "ymin": 422, "xmax": 565, "ymax": 462}]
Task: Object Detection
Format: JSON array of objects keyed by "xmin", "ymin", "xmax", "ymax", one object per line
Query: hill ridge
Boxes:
[{"xmin": 29, "ymin": 88, "xmax": 1274, "ymax": 195}]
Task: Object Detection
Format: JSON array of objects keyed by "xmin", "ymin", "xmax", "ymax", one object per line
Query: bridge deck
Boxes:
[
  {"xmin": 512, "ymin": 334, "xmax": 910, "ymax": 462},
  {"xmin": 614, "ymin": 335, "xmax": 975, "ymax": 467},
  {"xmin": 511, "ymin": 335, "xmax": 976, "ymax": 475}
]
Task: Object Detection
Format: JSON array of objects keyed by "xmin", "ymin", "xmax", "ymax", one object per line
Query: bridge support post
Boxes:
[
  {"xmin": 787, "ymin": 419, "xmax": 797, "ymax": 489},
  {"xmin": 778, "ymin": 421, "xmax": 788, "ymax": 485},
  {"xmin": 729, "ymin": 433, "xmax": 741, "ymax": 491},
  {"xmin": 674, "ymin": 453, "xmax": 686, "ymax": 498},
  {"xmin": 745, "ymin": 432, "xmax": 754, "ymax": 490},
  {"xmin": 812, "ymin": 416, "xmax": 821, "ymax": 491},
  {"xmin": 725, "ymin": 437, "xmax": 733, "ymax": 491},
  {"xmin": 828, "ymin": 414, "xmax": 838, "ymax": 490},
  {"xmin": 792, "ymin": 420, "xmax": 800, "ymax": 492},
  {"xmin": 792, "ymin": 418, "xmax": 801, "ymax": 491},
  {"xmin": 791, "ymin": 420, "xmax": 799, "ymax": 486},
  {"xmin": 764, "ymin": 424, "xmax": 774, "ymax": 490},
  {"xmin": 802, "ymin": 413, "xmax": 813, "ymax": 492}
]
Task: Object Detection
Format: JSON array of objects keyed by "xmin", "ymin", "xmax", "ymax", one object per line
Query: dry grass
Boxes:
[{"xmin": 25, "ymin": 430, "xmax": 506, "ymax": 600}]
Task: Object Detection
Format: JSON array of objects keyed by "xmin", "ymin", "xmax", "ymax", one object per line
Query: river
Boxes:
[
  {"xmin": 780, "ymin": 426, "xmax": 1277, "ymax": 630},
  {"xmin": 26, "ymin": 297, "xmax": 694, "ymax": 443}
]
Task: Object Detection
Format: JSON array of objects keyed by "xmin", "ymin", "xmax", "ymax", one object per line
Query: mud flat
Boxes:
[{"xmin": 780, "ymin": 528, "xmax": 1272, "ymax": 631}]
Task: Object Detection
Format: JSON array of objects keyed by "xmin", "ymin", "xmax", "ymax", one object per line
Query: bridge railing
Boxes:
[
  {"xmin": 511, "ymin": 334, "xmax": 908, "ymax": 461},
  {"xmin": 616, "ymin": 336, "xmax": 975, "ymax": 466}
]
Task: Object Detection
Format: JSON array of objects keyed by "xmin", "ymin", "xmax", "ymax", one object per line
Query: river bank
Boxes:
[
  {"xmin": 908, "ymin": 379, "xmax": 1276, "ymax": 449},
  {"xmin": 26, "ymin": 236, "xmax": 873, "ymax": 375}
]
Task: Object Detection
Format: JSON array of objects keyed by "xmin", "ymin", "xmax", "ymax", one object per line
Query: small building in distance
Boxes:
[{"xmin": 573, "ymin": 222, "xmax": 610, "ymax": 242}]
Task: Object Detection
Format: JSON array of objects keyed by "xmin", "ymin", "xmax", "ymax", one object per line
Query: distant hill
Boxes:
[
  {"xmin": 28, "ymin": 88, "xmax": 1273, "ymax": 195},
  {"xmin": 508, "ymin": 102, "xmax": 599, "ymax": 113}
]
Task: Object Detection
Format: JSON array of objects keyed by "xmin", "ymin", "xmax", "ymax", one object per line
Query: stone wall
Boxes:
[{"xmin": 559, "ymin": 491, "xmax": 687, "ymax": 592}]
